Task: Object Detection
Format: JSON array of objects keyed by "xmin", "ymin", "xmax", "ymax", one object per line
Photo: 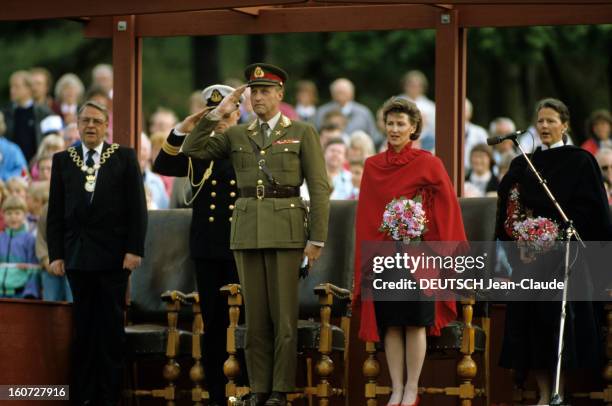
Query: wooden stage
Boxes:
[{"xmin": 0, "ymin": 299, "xmax": 603, "ymax": 405}]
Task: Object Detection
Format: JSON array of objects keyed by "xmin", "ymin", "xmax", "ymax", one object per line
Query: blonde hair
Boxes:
[
  {"xmin": 149, "ymin": 132, "xmax": 168, "ymax": 150},
  {"xmin": 54, "ymin": 73, "xmax": 84, "ymax": 102},
  {"xmin": 10, "ymin": 70, "xmax": 32, "ymax": 89},
  {"xmin": 28, "ymin": 181, "xmax": 50, "ymax": 205},
  {"xmin": 349, "ymin": 130, "xmax": 376, "ymax": 158},
  {"xmin": 0, "ymin": 111, "xmax": 5, "ymax": 136},
  {"xmin": 34, "ymin": 134, "xmax": 65, "ymax": 162},
  {"xmin": 0, "ymin": 180, "xmax": 8, "ymax": 205},
  {"xmin": 6, "ymin": 177, "xmax": 28, "ymax": 194},
  {"xmin": 2, "ymin": 195, "xmax": 27, "ymax": 212}
]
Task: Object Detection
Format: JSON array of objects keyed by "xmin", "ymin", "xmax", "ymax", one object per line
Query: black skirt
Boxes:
[{"xmin": 374, "ymin": 300, "xmax": 434, "ymax": 330}]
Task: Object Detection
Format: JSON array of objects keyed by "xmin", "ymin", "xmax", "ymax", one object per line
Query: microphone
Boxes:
[{"xmin": 486, "ymin": 130, "xmax": 526, "ymax": 146}]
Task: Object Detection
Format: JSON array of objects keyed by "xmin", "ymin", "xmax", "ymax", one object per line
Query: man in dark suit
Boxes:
[
  {"xmin": 47, "ymin": 101, "xmax": 147, "ymax": 406},
  {"xmin": 2, "ymin": 70, "xmax": 52, "ymax": 161},
  {"xmin": 153, "ymin": 84, "xmax": 243, "ymax": 406}
]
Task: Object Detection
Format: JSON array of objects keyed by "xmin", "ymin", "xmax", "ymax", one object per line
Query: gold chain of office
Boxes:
[{"xmin": 68, "ymin": 143, "xmax": 120, "ymax": 192}]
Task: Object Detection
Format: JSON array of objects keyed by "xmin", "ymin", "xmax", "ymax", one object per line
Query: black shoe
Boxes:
[
  {"xmin": 245, "ymin": 392, "xmax": 270, "ymax": 406},
  {"xmin": 264, "ymin": 392, "xmax": 286, "ymax": 406}
]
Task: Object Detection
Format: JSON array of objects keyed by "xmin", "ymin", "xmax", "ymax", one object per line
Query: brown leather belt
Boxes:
[{"xmin": 240, "ymin": 185, "xmax": 300, "ymax": 199}]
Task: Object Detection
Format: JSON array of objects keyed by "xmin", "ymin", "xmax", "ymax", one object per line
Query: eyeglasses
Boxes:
[{"xmin": 78, "ymin": 117, "xmax": 106, "ymax": 126}]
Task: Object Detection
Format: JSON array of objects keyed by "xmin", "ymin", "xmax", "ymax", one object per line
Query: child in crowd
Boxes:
[
  {"xmin": 6, "ymin": 176, "xmax": 28, "ymax": 201},
  {"xmin": 37, "ymin": 202, "xmax": 72, "ymax": 302},
  {"xmin": 35, "ymin": 154, "xmax": 53, "ymax": 182},
  {"xmin": 0, "ymin": 180, "xmax": 7, "ymax": 232},
  {"xmin": 30, "ymin": 134, "xmax": 65, "ymax": 180},
  {"xmin": 26, "ymin": 181, "xmax": 50, "ymax": 235},
  {"xmin": 0, "ymin": 195, "xmax": 40, "ymax": 298},
  {"xmin": 348, "ymin": 159, "xmax": 364, "ymax": 200}
]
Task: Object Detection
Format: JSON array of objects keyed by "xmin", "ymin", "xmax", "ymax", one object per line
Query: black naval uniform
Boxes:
[{"xmin": 153, "ymin": 130, "xmax": 240, "ymax": 405}]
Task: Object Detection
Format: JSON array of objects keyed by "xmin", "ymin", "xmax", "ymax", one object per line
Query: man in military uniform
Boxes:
[
  {"xmin": 179, "ymin": 63, "xmax": 330, "ymax": 406},
  {"xmin": 153, "ymin": 84, "xmax": 243, "ymax": 406}
]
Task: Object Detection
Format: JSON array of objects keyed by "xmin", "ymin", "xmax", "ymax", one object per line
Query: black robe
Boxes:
[{"xmin": 496, "ymin": 145, "xmax": 612, "ymax": 372}]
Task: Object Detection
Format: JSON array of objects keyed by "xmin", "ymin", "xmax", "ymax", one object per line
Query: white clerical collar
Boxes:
[
  {"xmin": 82, "ymin": 142, "xmax": 104, "ymax": 157},
  {"xmin": 258, "ymin": 111, "xmax": 282, "ymax": 130},
  {"xmin": 541, "ymin": 140, "xmax": 564, "ymax": 150}
]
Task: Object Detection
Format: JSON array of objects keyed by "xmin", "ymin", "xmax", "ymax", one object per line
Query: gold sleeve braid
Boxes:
[{"xmin": 162, "ymin": 141, "xmax": 181, "ymax": 156}]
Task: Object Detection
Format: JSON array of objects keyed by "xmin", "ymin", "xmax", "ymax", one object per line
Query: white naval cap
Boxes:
[{"xmin": 201, "ymin": 84, "xmax": 244, "ymax": 107}]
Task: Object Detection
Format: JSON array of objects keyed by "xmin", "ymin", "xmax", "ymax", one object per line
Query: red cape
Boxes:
[{"xmin": 353, "ymin": 143, "xmax": 467, "ymax": 342}]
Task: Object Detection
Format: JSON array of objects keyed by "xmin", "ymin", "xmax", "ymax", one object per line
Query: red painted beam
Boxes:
[
  {"xmin": 0, "ymin": 0, "xmax": 306, "ymax": 21},
  {"xmin": 84, "ymin": 3, "xmax": 612, "ymax": 39},
  {"xmin": 112, "ymin": 16, "xmax": 142, "ymax": 149},
  {"xmin": 435, "ymin": 9, "xmax": 466, "ymax": 195},
  {"xmin": 316, "ymin": 0, "xmax": 612, "ymax": 4},
  {"xmin": 85, "ymin": 4, "xmax": 437, "ymax": 38},
  {"xmin": 458, "ymin": 4, "xmax": 612, "ymax": 27}
]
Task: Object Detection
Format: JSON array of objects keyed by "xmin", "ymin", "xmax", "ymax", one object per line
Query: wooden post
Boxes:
[
  {"xmin": 316, "ymin": 291, "xmax": 334, "ymax": 406},
  {"xmin": 190, "ymin": 299, "xmax": 205, "ymax": 405},
  {"xmin": 435, "ymin": 8, "xmax": 466, "ymax": 196},
  {"xmin": 112, "ymin": 15, "xmax": 141, "ymax": 149}
]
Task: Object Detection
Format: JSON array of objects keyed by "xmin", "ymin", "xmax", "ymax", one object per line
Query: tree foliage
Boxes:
[{"xmin": 0, "ymin": 20, "xmax": 610, "ymax": 142}]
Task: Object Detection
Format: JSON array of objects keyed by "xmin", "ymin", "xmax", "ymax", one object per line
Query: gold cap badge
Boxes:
[
  {"xmin": 254, "ymin": 66, "xmax": 265, "ymax": 78},
  {"xmin": 210, "ymin": 89, "xmax": 223, "ymax": 103}
]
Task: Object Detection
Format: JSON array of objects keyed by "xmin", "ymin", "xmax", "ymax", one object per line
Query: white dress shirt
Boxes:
[
  {"xmin": 258, "ymin": 111, "xmax": 282, "ymax": 137},
  {"xmin": 81, "ymin": 142, "xmax": 104, "ymax": 167}
]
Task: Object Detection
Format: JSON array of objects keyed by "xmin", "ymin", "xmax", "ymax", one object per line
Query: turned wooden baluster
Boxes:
[
  {"xmin": 457, "ymin": 299, "xmax": 477, "ymax": 406},
  {"xmin": 222, "ymin": 284, "xmax": 243, "ymax": 403},
  {"xmin": 189, "ymin": 294, "xmax": 205, "ymax": 405},
  {"xmin": 316, "ymin": 290, "xmax": 334, "ymax": 406},
  {"xmin": 363, "ymin": 341, "xmax": 380, "ymax": 406},
  {"xmin": 162, "ymin": 294, "xmax": 181, "ymax": 405}
]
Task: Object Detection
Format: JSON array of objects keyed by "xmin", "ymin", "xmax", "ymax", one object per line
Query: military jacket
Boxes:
[
  {"xmin": 153, "ymin": 130, "xmax": 238, "ymax": 260},
  {"xmin": 182, "ymin": 114, "xmax": 330, "ymax": 250}
]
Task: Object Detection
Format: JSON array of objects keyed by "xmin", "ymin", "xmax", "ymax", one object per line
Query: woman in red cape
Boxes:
[{"xmin": 353, "ymin": 98, "xmax": 467, "ymax": 406}]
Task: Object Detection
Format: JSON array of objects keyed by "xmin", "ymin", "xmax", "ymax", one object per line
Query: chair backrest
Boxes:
[
  {"xmin": 458, "ymin": 197, "xmax": 498, "ymax": 241},
  {"xmin": 128, "ymin": 198, "xmax": 500, "ymax": 322},
  {"xmin": 129, "ymin": 209, "xmax": 196, "ymax": 323},
  {"xmin": 299, "ymin": 200, "xmax": 357, "ymax": 319}
]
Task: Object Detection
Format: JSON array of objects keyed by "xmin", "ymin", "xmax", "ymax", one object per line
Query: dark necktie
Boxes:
[
  {"xmin": 85, "ymin": 149, "xmax": 95, "ymax": 204},
  {"xmin": 260, "ymin": 122, "xmax": 270, "ymax": 145},
  {"xmin": 86, "ymin": 149, "xmax": 95, "ymax": 167}
]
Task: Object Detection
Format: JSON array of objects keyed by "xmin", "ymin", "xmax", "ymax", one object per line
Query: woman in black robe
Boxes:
[{"xmin": 496, "ymin": 98, "xmax": 612, "ymax": 404}]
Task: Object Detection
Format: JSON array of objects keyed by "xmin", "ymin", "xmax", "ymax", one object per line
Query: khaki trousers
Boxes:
[{"xmin": 233, "ymin": 248, "xmax": 303, "ymax": 393}]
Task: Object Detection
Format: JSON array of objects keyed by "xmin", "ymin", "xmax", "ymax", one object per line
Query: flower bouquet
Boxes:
[
  {"xmin": 379, "ymin": 195, "xmax": 428, "ymax": 243},
  {"xmin": 505, "ymin": 184, "xmax": 561, "ymax": 254},
  {"xmin": 512, "ymin": 216, "xmax": 560, "ymax": 253}
]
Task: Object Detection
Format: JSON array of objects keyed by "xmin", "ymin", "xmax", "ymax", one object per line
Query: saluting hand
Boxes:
[
  {"xmin": 214, "ymin": 84, "xmax": 248, "ymax": 117},
  {"xmin": 175, "ymin": 109, "xmax": 209, "ymax": 134},
  {"xmin": 123, "ymin": 253, "xmax": 142, "ymax": 272}
]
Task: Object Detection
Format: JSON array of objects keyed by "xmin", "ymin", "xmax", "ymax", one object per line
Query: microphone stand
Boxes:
[{"xmin": 512, "ymin": 140, "xmax": 585, "ymax": 406}]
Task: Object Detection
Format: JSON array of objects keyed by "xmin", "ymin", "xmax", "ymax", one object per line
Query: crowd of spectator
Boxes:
[{"xmin": 2, "ymin": 63, "xmax": 611, "ymax": 301}]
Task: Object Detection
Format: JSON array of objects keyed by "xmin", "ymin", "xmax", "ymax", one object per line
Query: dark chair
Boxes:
[
  {"xmin": 363, "ymin": 197, "xmax": 497, "ymax": 406},
  {"xmin": 223, "ymin": 200, "xmax": 356, "ymax": 405},
  {"xmin": 124, "ymin": 209, "xmax": 205, "ymax": 405}
]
